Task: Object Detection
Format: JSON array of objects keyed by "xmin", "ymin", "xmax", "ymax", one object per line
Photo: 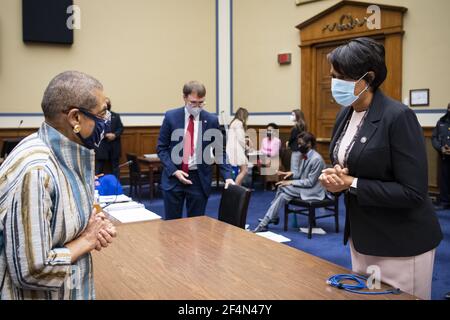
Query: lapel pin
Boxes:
[{"xmin": 360, "ymin": 137, "xmax": 367, "ymax": 144}]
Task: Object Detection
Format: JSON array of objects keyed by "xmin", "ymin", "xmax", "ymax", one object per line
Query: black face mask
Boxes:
[
  {"xmin": 77, "ymin": 109, "xmax": 111, "ymax": 150},
  {"xmin": 298, "ymin": 144, "xmax": 309, "ymax": 154},
  {"xmin": 267, "ymin": 130, "xmax": 272, "ymax": 138}
]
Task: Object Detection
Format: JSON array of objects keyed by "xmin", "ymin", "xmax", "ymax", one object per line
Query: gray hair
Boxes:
[
  {"xmin": 41, "ymin": 71, "xmax": 103, "ymax": 119},
  {"xmin": 183, "ymin": 81, "xmax": 206, "ymax": 98}
]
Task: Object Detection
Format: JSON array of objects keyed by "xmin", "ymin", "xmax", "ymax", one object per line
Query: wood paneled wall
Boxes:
[{"xmin": 0, "ymin": 125, "xmax": 440, "ymax": 192}]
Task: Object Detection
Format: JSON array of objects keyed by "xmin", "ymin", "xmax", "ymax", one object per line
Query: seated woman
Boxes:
[
  {"xmin": 260, "ymin": 123, "xmax": 282, "ymax": 190},
  {"xmin": 253, "ymin": 132, "xmax": 326, "ymax": 232}
]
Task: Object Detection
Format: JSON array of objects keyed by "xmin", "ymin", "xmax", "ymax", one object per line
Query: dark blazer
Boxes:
[
  {"xmin": 431, "ymin": 113, "xmax": 450, "ymax": 159},
  {"xmin": 157, "ymin": 107, "xmax": 233, "ymax": 196},
  {"xmin": 329, "ymin": 90, "xmax": 442, "ymax": 257},
  {"xmin": 288, "ymin": 126, "xmax": 301, "ymax": 152},
  {"xmin": 96, "ymin": 111, "xmax": 124, "ymax": 160}
]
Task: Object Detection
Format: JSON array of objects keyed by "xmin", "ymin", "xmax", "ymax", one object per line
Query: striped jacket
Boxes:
[{"xmin": 0, "ymin": 122, "xmax": 96, "ymax": 300}]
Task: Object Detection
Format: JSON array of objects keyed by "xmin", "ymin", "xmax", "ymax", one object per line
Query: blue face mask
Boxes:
[
  {"xmin": 77, "ymin": 109, "xmax": 111, "ymax": 150},
  {"xmin": 331, "ymin": 72, "xmax": 369, "ymax": 107}
]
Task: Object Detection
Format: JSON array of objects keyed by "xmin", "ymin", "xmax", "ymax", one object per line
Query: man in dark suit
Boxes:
[
  {"xmin": 157, "ymin": 81, "xmax": 234, "ymax": 220},
  {"xmin": 432, "ymin": 103, "xmax": 450, "ymax": 210},
  {"xmin": 95, "ymin": 98, "xmax": 124, "ymax": 177}
]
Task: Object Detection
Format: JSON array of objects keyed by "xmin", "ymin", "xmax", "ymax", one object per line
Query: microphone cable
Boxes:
[{"xmin": 326, "ymin": 274, "xmax": 402, "ymax": 295}]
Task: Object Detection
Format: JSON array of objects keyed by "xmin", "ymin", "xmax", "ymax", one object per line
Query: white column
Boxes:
[{"xmin": 217, "ymin": 0, "xmax": 232, "ymax": 125}]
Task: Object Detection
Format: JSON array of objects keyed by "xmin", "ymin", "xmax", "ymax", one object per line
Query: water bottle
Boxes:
[{"xmin": 93, "ymin": 189, "xmax": 102, "ymax": 213}]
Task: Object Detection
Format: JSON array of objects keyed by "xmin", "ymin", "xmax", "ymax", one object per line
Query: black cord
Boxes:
[
  {"xmin": 101, "ymin": 176, "xmax": 120, "ymax": 210},
  {"xmin": 102, "ymin": 160, "xmax": 130, "ymax": 209}
]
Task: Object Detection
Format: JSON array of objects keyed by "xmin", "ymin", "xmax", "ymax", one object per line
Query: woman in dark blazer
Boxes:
[{"xmin": 319, "ymin": 37, "xmax": 442, "ymax": 300}]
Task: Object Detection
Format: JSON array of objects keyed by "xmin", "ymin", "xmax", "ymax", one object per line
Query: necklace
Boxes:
[{"xmin": 333, "ymin": 108, "xmax": 370, "ymax": 168}]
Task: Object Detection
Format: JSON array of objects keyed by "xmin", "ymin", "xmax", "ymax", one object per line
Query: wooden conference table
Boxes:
[{"xmin": 93, "ymin": 216, "xmax": 415, "ymax": 300}]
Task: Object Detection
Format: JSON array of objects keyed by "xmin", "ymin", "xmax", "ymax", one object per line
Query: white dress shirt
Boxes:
[{"xmin": 337, "ymin": 110, "xmax": 367, "ymax": 189}]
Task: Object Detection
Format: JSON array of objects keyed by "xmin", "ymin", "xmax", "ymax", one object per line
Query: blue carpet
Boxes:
[{"xmin": 132, "ymin": 186, "xmax": 449, "ymax": 300}]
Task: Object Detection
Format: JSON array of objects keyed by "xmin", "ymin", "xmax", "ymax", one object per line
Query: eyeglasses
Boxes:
[
  {"xmin": 66, "ymin": 107, "xmax": 111, "ymax": 122},
  {"xmin": 187, "ymin": 100, "xmax": 206, "ymax": 107}
]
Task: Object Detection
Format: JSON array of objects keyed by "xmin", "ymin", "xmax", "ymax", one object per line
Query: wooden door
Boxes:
[{"xmin": 314, "ymin": 44, "xmax": 340, "ymax": 160}]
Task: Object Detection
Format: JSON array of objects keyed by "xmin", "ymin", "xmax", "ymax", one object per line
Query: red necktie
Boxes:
[
  {"xmin": 302, "ymin": 154, "xmax": 308, "ymax": 160},
  {"xmin": 182, "ymin": 115, "xmax": 194, "ymax": 173}
]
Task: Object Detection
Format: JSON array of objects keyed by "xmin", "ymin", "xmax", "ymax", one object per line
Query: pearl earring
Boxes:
[{"xmin": 73, "ymin": 125, "xmax": 81, "ymax": 133}]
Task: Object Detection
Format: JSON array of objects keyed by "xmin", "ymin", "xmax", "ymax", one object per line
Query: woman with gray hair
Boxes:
[{"xmin": 0, "ymin": 71, "xmax": 117, "ymax": 300}]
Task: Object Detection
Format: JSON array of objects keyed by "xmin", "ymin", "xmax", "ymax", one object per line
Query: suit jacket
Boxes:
[
  {"xmin": 291, "ymin": 149, "xmax": 326, "ymax": 201},
  {"xmin": 330, "ymin": 90, "xmax": 442, "ymax": 257},
  {"xmin": 431, "ymin": 113, "xmax": 450, "ymax": 159},
  {"xmin": 96, "ymin": 111, "xmax": 124, "ymax": 160},
  {"xmin": 157, "ymin": 107, "xmax": 233, "ymax": 196}
]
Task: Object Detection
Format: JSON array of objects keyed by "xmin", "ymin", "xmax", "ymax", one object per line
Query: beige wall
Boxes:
[
  {"xmin": 0, "ymin": 0, "xmax": 216, "ymax": 115},
  {"xmin": 1, "ymin": 0, "xmax": 449, "ymax": 128},
  {"xmin": 233, "ymin": 0, "xmax": 450, "ymax": 114}
]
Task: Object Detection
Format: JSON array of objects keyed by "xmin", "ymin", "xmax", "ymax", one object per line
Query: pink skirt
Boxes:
[{"xmin": 349, "ymin": 240, "xmax": 436, "ymax": 300}]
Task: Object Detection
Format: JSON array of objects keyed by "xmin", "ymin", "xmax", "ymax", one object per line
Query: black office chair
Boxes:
[
  {"xmin": 126, "ymin": 153, "xmax": 150, "ymax": 201},
  {"xmin": 218, "ymin": 185, "xmax": 252, "ymax": 229},
  {"xmin": 284, "ymin": 194, "xmax": 339, "ymax": 239}
]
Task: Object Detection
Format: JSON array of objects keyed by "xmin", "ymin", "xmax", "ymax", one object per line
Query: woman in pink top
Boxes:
[
  {"xmin": 261, "ymin": 127, "xmax": 281, "ymax": 157},
  {"xmin": 260, "ymin": 123, "xmax": 282, "ymax": 190}
]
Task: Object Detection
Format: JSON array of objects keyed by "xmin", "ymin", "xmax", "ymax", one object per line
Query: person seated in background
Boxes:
[
  {"xmin": 260, "ymin": 123, "xmax": 282, "ymax": 191},
  {"xmin": 253, "ymin": 132, "xmax": 326, "ymax": 233}
]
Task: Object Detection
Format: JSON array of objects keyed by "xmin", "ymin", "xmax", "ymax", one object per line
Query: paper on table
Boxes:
[
  {"xmin": 247, "ymin": 151, "xmax": 263, "ymax": 157},
  {"xmin": 107, "ymin": 207, "xmax": 161, "ymax": 223},
  {"xmin": 99, "ymin": 194, "xmax": 132, "ymax": 204},
  {"xmin": 256, "ymin": 231, "xmax": 291, "ymax": 243},
  {"xmin": 102, "ymin": 201, "xmax": 144, "ymax": 211},
  {"xmin": 300, "ymin": 227, "xmax": 327, "ymax": 235}
]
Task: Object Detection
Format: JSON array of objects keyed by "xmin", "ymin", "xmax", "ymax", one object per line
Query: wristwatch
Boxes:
[
  {"xmin": 348, "ymin": 186, "xmax": 357, "ymax": 196},
  {"xmin": 348, "ymin": 178, "xmax": 358, "ymax": 196}
]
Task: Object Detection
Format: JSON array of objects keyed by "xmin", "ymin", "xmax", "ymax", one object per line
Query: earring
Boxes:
[{"xmin": 73, "ymin": 125, "xmax": 81, "ymax": 134}]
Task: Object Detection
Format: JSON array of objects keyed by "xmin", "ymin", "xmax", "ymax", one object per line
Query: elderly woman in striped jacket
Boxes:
[{"xmin": 0, "ymin": 71, "xmax": 117, "ymax": 300}]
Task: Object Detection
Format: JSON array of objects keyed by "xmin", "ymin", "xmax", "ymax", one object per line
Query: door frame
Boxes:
[{"xmin": 296, "ymin": 1, "xmax": 407, "ymax": 142}]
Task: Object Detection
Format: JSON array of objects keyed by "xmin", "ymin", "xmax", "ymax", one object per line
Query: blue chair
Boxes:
[{"xmin": 96, "ymin": 174, "xmax": 123, "ymax": 196}]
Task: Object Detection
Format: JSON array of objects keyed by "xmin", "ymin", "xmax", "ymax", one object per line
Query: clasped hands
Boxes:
[
  {"xmin": 84, "ymin": 208, "xmax": 117, "ymax": 252},
  {"xmin": 319, "ymin": 165, "xmax": 355, "ymax": 193}
]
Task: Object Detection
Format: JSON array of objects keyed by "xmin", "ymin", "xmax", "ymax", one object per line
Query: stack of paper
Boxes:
[
  {"xmin": 299, "ymin": 227, "xmax": 327, "ymax": 235},
  {"xmin": 144, "ymin": 154, "xmax": 159, "ymax": 159},
  {"xmin": 256, "ymin": 231, "xmax": 291, "ymax": 243},
  {"xmin": 99, "ymin": 194, "xmax": 132, "ymax": 204},
  {"xmin": 101, "ymin": 197, "xmax": 162, "ymax": 223},
  {"xmin": 102, "ymin": 201, "xmax": 144, "ymax": 211},
  {"xmin": 106, "ymin": 208, "xmax": 161, "ymax": 223}
]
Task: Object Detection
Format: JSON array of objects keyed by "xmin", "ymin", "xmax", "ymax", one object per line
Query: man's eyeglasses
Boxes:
[{"xmin": 187, "ymin": 100, "xmax": 206, "ymax": 107}]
